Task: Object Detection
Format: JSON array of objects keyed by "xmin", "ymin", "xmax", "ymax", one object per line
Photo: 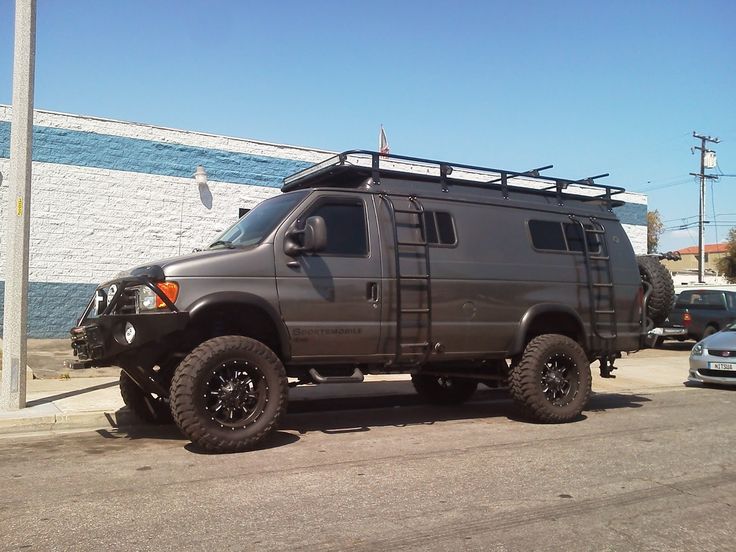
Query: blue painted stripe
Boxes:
[
  {"xmin": 613, "ymin": 202, "xmax": 647, "ymax": 226},
  {"xmin": 0, "ymin": 281, "xmax": 97, "ymax": 338},
  {"xmin": 0, "ymin": 121, "xmax": 311, "ymax": 188}
]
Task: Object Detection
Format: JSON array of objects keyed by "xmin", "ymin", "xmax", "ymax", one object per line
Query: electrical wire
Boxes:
[{"xmin": 710, "ymin": 180, "xmax": 719, "ymax": 243}]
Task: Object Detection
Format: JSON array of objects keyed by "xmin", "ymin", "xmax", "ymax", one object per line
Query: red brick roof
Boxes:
[{"xmin": 677, "ymin": 243, "xmax": 728, "ymax": 255}]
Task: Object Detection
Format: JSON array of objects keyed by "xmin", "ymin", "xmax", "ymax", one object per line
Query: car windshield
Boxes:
[{"xmin": 210, "ymin": 191, "xmax": 308, "ymax": 248}]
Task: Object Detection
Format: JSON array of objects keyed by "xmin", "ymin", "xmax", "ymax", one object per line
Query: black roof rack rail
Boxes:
[{"xmin": 282, "ymin": 150, "xmax": 626, "ymax": 210}]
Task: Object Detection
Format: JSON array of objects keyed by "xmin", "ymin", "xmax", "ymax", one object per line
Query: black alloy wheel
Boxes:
[
  {"xmin": 205, "ymin": 360, "xmax": 267, "ymax": 430},
  {"xmin": 540, "ymin": 352, "xmax": 579, "ymax": 407},
  {"xmin": 170, "ymin": 336, "xmax": 288, "ymax": 453}
]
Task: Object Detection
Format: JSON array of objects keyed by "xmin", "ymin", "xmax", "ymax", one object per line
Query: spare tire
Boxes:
[{"xmin": 637, "ymin": 256, "xmax": 675, "ymax": 327}]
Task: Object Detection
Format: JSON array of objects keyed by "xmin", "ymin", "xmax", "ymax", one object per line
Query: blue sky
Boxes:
[{"xmin": 1, "ymin": 0, "xmax": 735, "ymax": 251}]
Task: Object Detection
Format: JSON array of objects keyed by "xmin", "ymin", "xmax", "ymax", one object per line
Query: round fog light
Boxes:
[{"xmin": 124, "ymin": 322, "xmax": 136, "ymax": 344}]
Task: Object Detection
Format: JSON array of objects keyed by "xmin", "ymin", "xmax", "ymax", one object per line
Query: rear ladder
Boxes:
[{"xmin": 570, "ymin": 215, "xmax": 619, "ymax": 376}]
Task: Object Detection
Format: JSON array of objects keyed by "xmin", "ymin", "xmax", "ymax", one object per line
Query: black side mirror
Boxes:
[
  {"xmin": 284, "ymin": 216, "xmax": 327, "ymax": 256},
  {"xmin": 303, "ymin": 216, "xmax": 327, "ymax": 253}
]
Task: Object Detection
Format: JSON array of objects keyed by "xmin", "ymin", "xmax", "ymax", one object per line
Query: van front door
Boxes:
[{"xmin": 274, "ymin": 192, "xmax": 383, "ymax": 360}]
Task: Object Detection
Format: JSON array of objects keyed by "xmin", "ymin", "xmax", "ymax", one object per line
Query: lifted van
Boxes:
[{"xmin": 70, "ymin": 150, "xmax": 671, "ymax": 452}]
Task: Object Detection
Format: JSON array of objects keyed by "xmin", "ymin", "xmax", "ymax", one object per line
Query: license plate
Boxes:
[{"xmin": 709, "ymin": 362, "xmax": 736, "ymax": 371}]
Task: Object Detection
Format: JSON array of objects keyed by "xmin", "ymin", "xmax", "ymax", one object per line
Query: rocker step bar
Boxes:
[{"xmin": 308, "ymin": 367, "xmax": 365, "ymax": 384}]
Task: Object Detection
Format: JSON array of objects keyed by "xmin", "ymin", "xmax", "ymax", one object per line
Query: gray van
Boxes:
[{"xmin": 70, "ymin": 150, "xmax": 669, "ymax": 452}]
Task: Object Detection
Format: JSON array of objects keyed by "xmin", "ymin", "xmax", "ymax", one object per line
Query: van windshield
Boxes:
[{"xmin": 210, "ymin": 191, "xmax": 308, "ymax": 248}]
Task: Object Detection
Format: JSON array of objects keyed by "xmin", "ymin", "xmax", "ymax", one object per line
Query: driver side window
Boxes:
[{"xmin": 306, "ymin": 200, "xmax": 368, "ymax": 256}]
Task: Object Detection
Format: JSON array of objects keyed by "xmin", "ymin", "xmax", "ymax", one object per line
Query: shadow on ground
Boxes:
[{"xmin": 102, "ymin": 387, "xmax": 656, "ymax": 452}]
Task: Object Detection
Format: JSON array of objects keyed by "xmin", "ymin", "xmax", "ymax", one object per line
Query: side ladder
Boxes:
[
  {"xmin": 380, "ymin": 194, "xmax": 433, "ymax": 365},
  {"xmin": 570, "ymin": 216, "xmax": 619, "ymax": 346}
]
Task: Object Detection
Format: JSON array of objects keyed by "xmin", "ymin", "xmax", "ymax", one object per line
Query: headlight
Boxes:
[
  {"xmin": 691, "ymin": 342, "xmax": 704, "ymax": 356},
  {"xmin": 137, "ymin": 286, "xmax": 158, "ymax": 311},
  {"xmin": 133, "ymin": 282, "xmax": 179, "ymax": 312}
]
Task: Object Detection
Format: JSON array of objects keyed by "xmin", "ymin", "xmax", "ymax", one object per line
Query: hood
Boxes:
[
  {"xmin": 119, "ymin": 243, "xmax": 274, "ymax": 279},
  {"xmin": 703, "ymin": 329, "xmax": 736, "ymax": 350}
]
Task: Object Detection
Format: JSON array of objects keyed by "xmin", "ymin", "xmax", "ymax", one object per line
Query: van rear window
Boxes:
[
  {"xmin": 529, "ymin": 220, "xmax": 601, "ymax": 253},
  {"xmin": 421, "ymin": 211, "xmax": 457, "ymax": 246}
]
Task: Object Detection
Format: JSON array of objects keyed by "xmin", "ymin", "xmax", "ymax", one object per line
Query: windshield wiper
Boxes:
[{"xmin": 209, "ymin": 240, "xmax": 236, "ymax": 249}]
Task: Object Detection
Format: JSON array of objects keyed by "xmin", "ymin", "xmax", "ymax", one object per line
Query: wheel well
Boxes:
[
  {"xmin": 188, "ymin": 304, "xmax": 283, "ymax": 359},
  {"xmin": 524, "ymin": 312, "xmax": 585, "ymax": 348}
]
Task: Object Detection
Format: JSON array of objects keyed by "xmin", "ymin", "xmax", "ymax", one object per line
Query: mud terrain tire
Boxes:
[
  {"xmin": 637, "ymin": 256, "xmax": 675, "ymax": 327},
  {"xmin": 509, "ymin": 334, "xmax": 591, "ymax": 423},
  {"xmin": 170, "ymin": 336, "xmax": 288, "ymax": 453}
]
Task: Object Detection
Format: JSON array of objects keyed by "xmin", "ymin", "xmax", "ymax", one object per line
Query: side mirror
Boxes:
[
  {"xmin": 303, "ymin": 216, "xmax": 327, "ymax": 253},
  {"xmin": 284, "ymin": 216, "xmax": 327, "ymax": 256}
]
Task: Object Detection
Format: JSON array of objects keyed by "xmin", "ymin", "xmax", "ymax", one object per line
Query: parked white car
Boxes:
[{"xmin": 689, "ymin": 321, "xmax": 736, "ymax": 387}]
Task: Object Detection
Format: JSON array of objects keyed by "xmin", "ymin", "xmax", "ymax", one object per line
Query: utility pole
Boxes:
[
  {"xmin": 690, "ymin": 131, "xmax": 719, "ymax": 284},
  {"xmin": 1, "ymin": 0, "xmax": 36, "ymax": 411}
]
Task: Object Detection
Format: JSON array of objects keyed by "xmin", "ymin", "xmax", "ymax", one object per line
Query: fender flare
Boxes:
[
  {"xmin": 507, "ymin": 303, "xmax": 587, "ymax": 357},
  {"xmin": 187, "ymin": 292, "xmax": 291, "ymax": 360}
]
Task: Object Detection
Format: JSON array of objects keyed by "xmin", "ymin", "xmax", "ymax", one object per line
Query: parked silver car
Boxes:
[{"xmin": 689, "ymin": 321, "xmax": 736, "ymax": 386}]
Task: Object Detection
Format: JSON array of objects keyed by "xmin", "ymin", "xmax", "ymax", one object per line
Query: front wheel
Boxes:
[
  {"xmin": 170, "ymin": 336, "xmax": 288, "ymax": 453},
  {"xmin": 509, "ymin": 334, "xmax": 591, "ymax": 423}
]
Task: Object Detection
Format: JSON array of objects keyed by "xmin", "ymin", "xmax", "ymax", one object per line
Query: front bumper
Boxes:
[
  {"xmin": 70, "ymin": 275, "xmax": 189, "ymax": 365},
  {"xmin": 688, "ymin": 354, "xmax": 736, "ymax": 386},
  {"xmin": 71, "ymin": 312, "xmax": 189, "ymax": 363}
]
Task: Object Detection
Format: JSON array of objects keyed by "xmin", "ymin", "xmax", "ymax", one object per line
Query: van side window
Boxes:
[
  {"xmin": 421, "ymin": 211, "xmax": 457, "ymax": 246},
  {"xmin": 310, "ymin": 201, "xmax": 368, "ymax": 256},
  {"xmin": 529, "ymin": 220, "xmax": 566, "ymax": 250},
  {"xmin": 530, "ymin": 220, "xmax": 601, "ymax": 253},
  {"xmin": 563, "ymin": 223, "xmax": 601, "ymax": 253}
]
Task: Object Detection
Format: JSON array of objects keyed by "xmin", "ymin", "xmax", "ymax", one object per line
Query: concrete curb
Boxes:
[{"xmin": 0, "ymin": 408, "xmax": 139, "ymax": 436}]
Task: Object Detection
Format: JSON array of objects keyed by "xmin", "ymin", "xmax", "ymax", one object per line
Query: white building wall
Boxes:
[{"xmin": 0, "ymin": 107, "xmax": 648, "ymax": 337}]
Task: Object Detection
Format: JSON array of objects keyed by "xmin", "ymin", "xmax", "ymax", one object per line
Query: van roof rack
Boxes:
[{"xmin": 282, "ymin": 150, "xmax": 626, "ymax": 209}]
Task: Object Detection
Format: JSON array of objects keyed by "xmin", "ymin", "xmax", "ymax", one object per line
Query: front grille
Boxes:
[
  {"xmin": 708, "ymin": 350, "xmax": 736, "ymax": 358},
  {"xmin": 699, "ymin": 369, "xmax": 736, "ymax": 379}
]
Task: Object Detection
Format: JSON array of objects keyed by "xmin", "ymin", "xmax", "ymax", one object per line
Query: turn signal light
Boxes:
[{"xmin": 155, "ymin": 281, "xmax": 179, "ymax": 308}]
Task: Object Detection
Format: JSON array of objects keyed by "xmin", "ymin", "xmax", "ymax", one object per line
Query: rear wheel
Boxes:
[
  {"xmin": 170, "ymin": 336, "xmax": 288, "ymax": 453},
  {"xmin": 412, "ymin": 374, "xmax": 478, "ymax": 405},
  {"xmin": 702, "ymin": 326, "xmax": 718, "ymax": 339},
  {"xmin": 509, "ymin": 334, "xmax": 591, "ymax": 423}
]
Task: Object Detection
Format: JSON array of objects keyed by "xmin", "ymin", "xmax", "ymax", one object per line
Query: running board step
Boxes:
[{"xmin": 308, "ymin": 367, "xmax": 364, "ymax": 384}]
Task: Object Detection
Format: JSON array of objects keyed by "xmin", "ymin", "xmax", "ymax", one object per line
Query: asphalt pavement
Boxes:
[
  {"xmin": 0, "ymin": 385, "xmax": 734, "ymax": 551},
  {"xmin": 0, "ymin": 341, "xmax": 699, "ymax": 436}
]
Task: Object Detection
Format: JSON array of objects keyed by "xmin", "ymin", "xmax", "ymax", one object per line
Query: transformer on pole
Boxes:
[{"xmin": 690, "ymin": 131, "xmax": 720, "ymax": 284}]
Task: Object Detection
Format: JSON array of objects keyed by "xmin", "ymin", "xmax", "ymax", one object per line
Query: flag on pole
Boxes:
[{"xmin": 379, "ymin": 125, "xmax": 390, "ymax": 155}]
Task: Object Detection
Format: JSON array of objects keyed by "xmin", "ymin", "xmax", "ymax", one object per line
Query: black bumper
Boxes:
[{"xmin": 71, "ymin": 312, "xmax": 190, "ymax": 364}]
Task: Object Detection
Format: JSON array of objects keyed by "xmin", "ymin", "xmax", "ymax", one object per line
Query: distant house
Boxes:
[{"xmin": 662, "ymin": 243, "xmax": 730, "ymax": 286}]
